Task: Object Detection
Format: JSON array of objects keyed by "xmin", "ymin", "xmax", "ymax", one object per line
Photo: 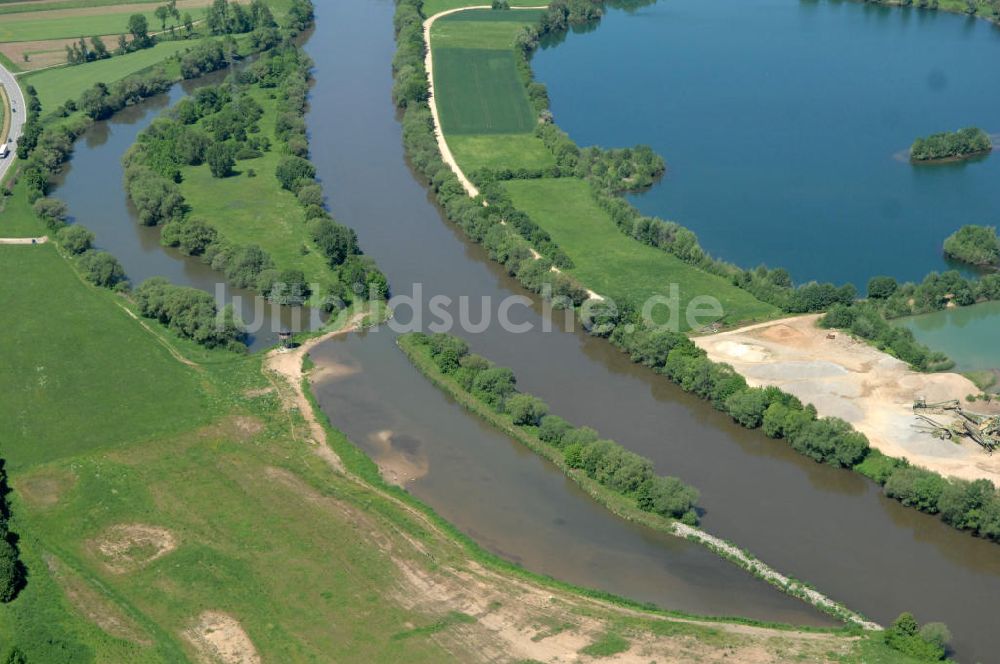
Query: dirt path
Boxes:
[
  {"xmin": 423, "ymin": 5, "xmax": 604, "ymax": 302},
  {"xmin": 0, "ymin": 236, "xmax": 47, "ymax": 244},
  {"xmin": 695, "ymin": 314, "xmax": 1000, "ymax": 483},
  {"xmin": 262, "ymin": 313, "xmax": 373, "ymax": 474}
]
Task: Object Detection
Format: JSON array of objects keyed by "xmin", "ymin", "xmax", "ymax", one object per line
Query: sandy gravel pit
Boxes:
[{"xmin": 695, "ymin": 314, "xmax": 1000, "ymax": 483}]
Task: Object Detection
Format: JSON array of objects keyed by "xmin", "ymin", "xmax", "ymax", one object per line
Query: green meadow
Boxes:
[
  {"xmin": 430, "ymin": 8, "xmax": 546, "ymax": 48},
  {"xmin": 177, "ymin": 87, "xmax": 332, "ymax": 287},
  {"xmin": 448, "ymin": 133, "xmax": 554, "ymax": 172},
  {"xmin": 0, "ymin": 245, "xmax": 211, "ymax": 470},
  {"xmin": 503, "ymin": 178, "xmax": 780, "ymax": 328},
  {"xmin": 24, "ymin": 39, "xmax": 205, "ymax": 110}
]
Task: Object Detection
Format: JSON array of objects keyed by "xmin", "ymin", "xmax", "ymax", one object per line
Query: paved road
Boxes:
[{"xmin": 0, "ymin": 62, "xmax": 26, "ymax": 182}]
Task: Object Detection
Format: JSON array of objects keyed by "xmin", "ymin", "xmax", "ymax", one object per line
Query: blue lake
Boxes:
[{"xmin": 533, "ymin": 0, "xmax": 1000, "ymax": 289}]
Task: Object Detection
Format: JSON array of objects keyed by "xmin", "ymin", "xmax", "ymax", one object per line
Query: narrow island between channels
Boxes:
[{"xmin": 910, "ymin": 126, "xmax": 992, "ymax": 163}]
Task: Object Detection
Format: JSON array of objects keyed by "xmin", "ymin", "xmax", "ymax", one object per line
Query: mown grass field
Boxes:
[
  {"xmin": 178, "ymin": 87, "xmax": 332, "ymax": 286},
  {"xmin": 431, "ymin": 9, "xmax": 555, "ymax": 172},
  {"xmin": 423, "ymin": 0, "xmax": 548, "ymax": 16},
  {"xmin": 433, "ymin": 47, "xmax": 535, "ymax": 135},
  {"xmin": 0, "ymin": 5, "xmax": 209, "ymax": 42},
  {"xmin": 0, "ymin": 244, "xmax": 212, "ymax": 470},
  {"xmin": 0, "ymin": 178, "xmax": 42, "ymax": 238},
  {"xmin": 431, "ymin": 8, "xmax": 545, "ymax": 48},
  {"xmin": 448, "ymin": 133, "xmax": 554, "ymax": 172},
  {"xmin": 503, "ymin": 178, "xmax": 780, "ymax": 328},
  {"xmin": 23, "ymin": 39, "xmax": 204, "ymax": 110}
]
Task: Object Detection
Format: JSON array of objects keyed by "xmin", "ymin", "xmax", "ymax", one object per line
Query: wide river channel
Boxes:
[{"xmin": 51, "ymin": 0, "xmax": 1000, "ymax": 660}]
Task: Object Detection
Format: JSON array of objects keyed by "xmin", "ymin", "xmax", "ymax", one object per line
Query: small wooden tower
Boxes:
[{"xmin": 278, "ymin": 328, "xmax": 292, "ymax": 349}]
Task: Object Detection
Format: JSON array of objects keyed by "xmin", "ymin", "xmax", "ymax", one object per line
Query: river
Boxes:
[{"xmin": 50, "ymin": 0, "xmax": 1000, "ymax": 660}]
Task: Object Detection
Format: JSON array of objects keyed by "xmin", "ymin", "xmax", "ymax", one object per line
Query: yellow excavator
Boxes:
[{"xmin": 913, "ymin": 398, "xmax": 1000, "ymax": 453}]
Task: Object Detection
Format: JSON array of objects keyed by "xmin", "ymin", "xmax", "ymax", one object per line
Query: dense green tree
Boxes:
[
  {"xmin": 127, "ymin": 13, "xmax": 150, "ymax": 47},
  {"xmin": 505, "ymin": 394, "xmax": 549, "ymax": 426},
  {"xmin": 57, "ymin": 225, "xmax": 94, "ymax": 255},
  {"xmin": 206, "ymin": 141, "xmax": 236, "ymax": 177},
  {"xmin": 161, "ymin": 218, "xmax": 217, "ymax": 255},
  {"xmin": 275, "ymin": 155, "xmax": 315, "ymax": 191},
  {"xmin": 78, "ymin": 251, "xmax": 126, "ymax": 288},
  {"xmin": 472, "ymin": 367, "xmax": 517, "ymax": 410},
  {"xmin": 428, "ymin": 333, "xmax": 469, "ymax": 373},
  {"xmin": 538, "ymin": 415, "xmax": 572, "ymax": 445},
  {"xmin": 867, "ymin": 275, "xmax": 898, "ymax": 299},
  {"xmin": 885, "ymin": 467, "xmax": 947, "ymax": 513}
]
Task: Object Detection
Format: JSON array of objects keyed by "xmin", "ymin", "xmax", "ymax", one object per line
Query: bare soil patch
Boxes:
[
  {"xmin": 90, "ymin": 523, "xmax": 178, "ymax": 574},
  {"xmin": 15, "ymin": 467, "xmax": 76, "ymax": 508},
  {"xmin": 183, "ymin": 611, "xmax": 261, "ymax": 664},
  {"xmin": 0, "ymin": 35, "xmax": 115, "ymax": 71},
  {"xmin": 46, "ymin": 554, "xmax": 152, "ymax": 644},
  {"xmin": 696, "ymin": 314, "xmax": 1000, "ymax": 483}
]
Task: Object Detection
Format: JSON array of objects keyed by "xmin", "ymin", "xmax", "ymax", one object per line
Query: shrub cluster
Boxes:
[
  {"xmin": 855, "ymin": 454, "xmax": 1000, "ymax": 542},
  {"xmin": 135, "ymin": 277, "xmax": 245, "ymax": 349},
  {"xmin": 943, "ymin": 224, "xmax": 1000, "ymax": 267},
  {"xmin": 0, "ymin": 462, "xmax": 25, "ymax": 604},
  {"xmin": 911, "ymin": 126, "xmax": 991, "ymax": 161},
  {"xmin": 414, "ymin": 332, "xmax": 701, "ymax": 524},
  {"xmin": 65, "ymin": 35, "xmax": 111, "ymax": 65},
  {"xmin": 180, "ymin": 39, "xmax": 230, "ymax": 79},
  {"xmin": 16, "ymin": 86, "xmax": 42, "ymax": 160},
  {"xmin": 821, "ymin": 302, "xmax": 953, "ymax": 372},
  {"xmin": 78, "ymin": 69, "xmax": 172, "ymax": 120},
  {"xmin": 884, "ymin": 612, "xmax": 950, "ymax": 661},
  {"xmin": 19, "ymin": 114, "xmax": 92, "ymax": 203}
]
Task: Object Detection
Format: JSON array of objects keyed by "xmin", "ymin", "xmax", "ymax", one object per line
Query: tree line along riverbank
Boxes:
[{"xmin": 393, "ymin": 0, "xmax": 1000, "ymax": 546}]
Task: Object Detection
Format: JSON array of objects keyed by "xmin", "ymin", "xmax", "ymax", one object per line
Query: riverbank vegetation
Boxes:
[
  {"xmin": 910, "ymin": 126, "xmax": 992, "ymax": 162},
  {"xmin": 943, "ymin": 224, "xmax": 1000, "ymax": 267},
  {"xmin": 125, "ymin": 42, "xmax": 388, "ymax": 312},
  {"xmin": 863, "ymin": 0, "xmax": 1000, "ymax": 22},
  {"xmin": 401, "ymin": 332, "xmax": 702, "ymax": 524},
  {"xmin": 396, "ymin": 0, "xmax": 1000, "ymax": 548}
]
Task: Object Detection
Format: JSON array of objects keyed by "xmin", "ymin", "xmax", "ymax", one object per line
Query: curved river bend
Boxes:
[{"xmin": 50, "ymin": 0, "xmax": 1000, "ymax": 660}]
